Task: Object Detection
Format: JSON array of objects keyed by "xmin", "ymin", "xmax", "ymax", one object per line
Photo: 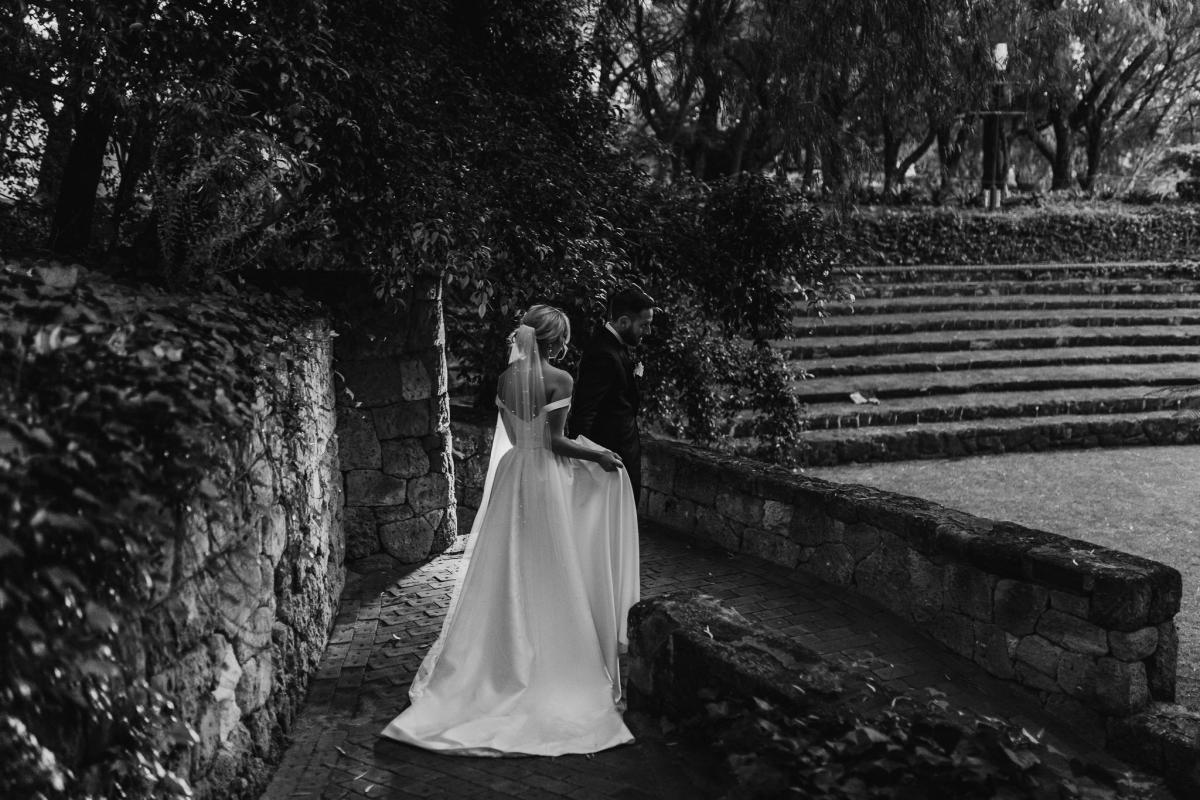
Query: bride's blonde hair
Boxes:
[{"xmin": 521, "ymin": 304, "xmax": 571, "ymax": 357}]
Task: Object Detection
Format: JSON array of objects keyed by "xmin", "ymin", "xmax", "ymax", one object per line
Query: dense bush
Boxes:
[
  {"xmin": 446, "ymin": 173, "xmax": 841, "ymax": 459},
  {"xmin": 691, "ymin": 684, "xmax": 1160, "ymax": 800},
  {"xmin": 837, "ymin": 205, "xmax": 1200, "ymax": 266},
  {"xmin": 0, "ymin": 259, "xmax": 319, "ymax": 799}
]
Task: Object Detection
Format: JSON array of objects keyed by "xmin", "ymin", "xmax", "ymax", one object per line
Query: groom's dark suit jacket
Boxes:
[{"xmin": 569, "ymin": 325, "xmax": 642, "ymax": 499}]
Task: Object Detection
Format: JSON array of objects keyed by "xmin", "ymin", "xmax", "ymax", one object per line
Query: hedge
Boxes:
[{"xmin": 834, "ymin": 205, "xmax": 1200, "ymax": 266}]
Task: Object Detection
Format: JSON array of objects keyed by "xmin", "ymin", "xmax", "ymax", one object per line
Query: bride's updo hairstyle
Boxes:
[{"xmin": 521, "ymin": 304, "xmax": 571, "ymax": 358}]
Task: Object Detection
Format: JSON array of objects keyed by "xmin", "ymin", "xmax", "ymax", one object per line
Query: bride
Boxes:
[{"xmin": 380, "ymin": 304, "xmax": 641, "ymax": 756}]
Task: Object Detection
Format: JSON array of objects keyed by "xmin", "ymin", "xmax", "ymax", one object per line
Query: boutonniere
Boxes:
[{"xmin": 633, "ymin": 361, "xmax": 644, "ymax": 378}]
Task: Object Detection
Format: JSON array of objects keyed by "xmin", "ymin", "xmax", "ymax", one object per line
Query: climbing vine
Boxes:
[{"xmin": 0, "ymin": 258, "xmax": 321, "ymax": 799}]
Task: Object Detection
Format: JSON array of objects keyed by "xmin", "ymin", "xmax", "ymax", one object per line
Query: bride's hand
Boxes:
[{"xmin": 596, "ymin": 450, "xmax": 624, "ymax": 472}]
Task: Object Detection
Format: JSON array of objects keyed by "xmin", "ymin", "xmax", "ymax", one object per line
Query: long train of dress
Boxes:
[{"xmin": 380, "ymin": 397, "xmax": 640, "ymax": 756}]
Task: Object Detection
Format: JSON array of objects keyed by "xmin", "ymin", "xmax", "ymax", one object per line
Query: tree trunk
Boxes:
[
  {"xmin": 35, "ymin": 103, "xmax": 78, "ymax": 203},
  {"xmin": 728, "ymin": 100, "xmax": 754, "ymax": 177},
  {"xmin": 110, "ymin": 108, "xmax": 156, "ymax": 243},
  {"xmin": 934, "ymin": 120, "xmax": 971, "ymax": 203},
  {"xmin": 48, "ymin": 90, "xmax": 118, "ymax": 254},
  {"xmin": 1050, "ymin": 112, "xmax": 1073, "ymax": 190},
  {"xmin": 1081, "ymin": 118, "xmax": 1104, "ymax": 192},
  {"xmin": 822, "ymin": 135, "xmax": 849, "ymax": 194},
  {"xmin": 881, "ymin": 120, "xmax": 900, "ymax": 196},
  {"xmin": 801, "ymin": 145, "xmax": 817, "ymax": 191}
]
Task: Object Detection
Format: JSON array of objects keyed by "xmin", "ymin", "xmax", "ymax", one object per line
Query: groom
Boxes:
[{"xmin": 569, "ymin": 286, "xmax": 655, "ymax": 502}]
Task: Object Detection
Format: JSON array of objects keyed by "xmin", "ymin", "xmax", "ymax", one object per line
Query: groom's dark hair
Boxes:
[{"xmin": 608, "ymin": 286, "xmax": 654, "ymax": 321}]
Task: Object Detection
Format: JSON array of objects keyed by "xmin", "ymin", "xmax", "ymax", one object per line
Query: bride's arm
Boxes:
[{"xmin": 546, "ymin": 378, "xmax": 622, "ymax": 470}]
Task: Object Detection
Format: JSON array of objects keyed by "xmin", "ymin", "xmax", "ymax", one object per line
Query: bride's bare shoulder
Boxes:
[{"xmin": 542, "ymin": 364, "xmax": 573, "ymax": 397}]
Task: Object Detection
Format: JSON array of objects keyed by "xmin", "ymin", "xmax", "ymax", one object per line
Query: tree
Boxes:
[{"xmin": 1010, "ymin": 0, "xmax": 1200, "ymax": 191}]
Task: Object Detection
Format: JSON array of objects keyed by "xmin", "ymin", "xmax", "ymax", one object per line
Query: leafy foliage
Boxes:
[
  {"xmin": 691, "ymin": 685, "xmax": 1161, "ymax": 800},
  {"xmin": 836, "ymin": 204, "xmax": 1200, "ymax": 266},
  {"xmin": 0, "ymin": 258, "xmax": 319, "ymax": 799}
]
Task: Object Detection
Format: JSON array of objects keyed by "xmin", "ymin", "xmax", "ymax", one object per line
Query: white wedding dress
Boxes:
[{"xmin": 381, "ymin": 326, "xmax": 640, "ymax": 756}]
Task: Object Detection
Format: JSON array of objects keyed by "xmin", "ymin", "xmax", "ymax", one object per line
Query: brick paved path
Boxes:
[{"xmin": 260, "ymin": 524, "xmax": 1132, "ymax": 800}]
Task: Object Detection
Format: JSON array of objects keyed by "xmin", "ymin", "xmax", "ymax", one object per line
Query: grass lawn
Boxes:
[{"xmin": 805, "ymin": 445, "xmax": 1200, "ymax": 710}]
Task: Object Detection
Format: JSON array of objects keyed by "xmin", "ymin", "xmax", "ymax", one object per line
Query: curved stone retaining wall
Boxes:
[
  {"xmin": 144, "ymin": 317, "xmax": 344, "ymax": 799},
  {"xmin": 639, "ymin": 438, "xmax": 1182, "ymax": 736}
]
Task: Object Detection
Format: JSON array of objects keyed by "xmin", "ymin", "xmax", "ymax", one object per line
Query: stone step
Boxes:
[
  {"xmin": 797, "ymin": 345, "xmax": 1200, "ymax": 378},
  {"xmin": 848, "ymin": 278, "xmax": 1200, "ymax": 298},
  {"xmin": 775, "ymin": 324, "xmax": 1200, "ymax": 360},
  {"xmin": 798, "ymin": 385, "xmax": 1185, "ymax": 430},
  {"xmin": 804, "ymin": 293, "xmax": 1200, "ymax": 316},
  {"xmin": 792, "ymin": 362, "xmax": 1200, "ymax": 404},
  {"xmin": 780, "ymin": 410, "xmax": 1200, "ymax": 467},
  {"xmin": 847, "ymin": 261, "xmax": 1200, "ymax": 283},
  {"xmin": 791, "ymin": 307, "xmax": 1200, "ymax": 338}
]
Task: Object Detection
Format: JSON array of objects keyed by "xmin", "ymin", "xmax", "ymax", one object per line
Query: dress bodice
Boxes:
[{"xmin": 495, "ymin": 395, "xmax": 572, "ymax": 450}]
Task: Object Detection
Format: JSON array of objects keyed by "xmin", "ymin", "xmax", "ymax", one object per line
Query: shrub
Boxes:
[
  {"xmin": 691, "ymin": 686, "xmax": 1161, "ymax": 800},
  {"xmin": 836, "ymin": 205, "xmax": 1200, "ymax": 265}
]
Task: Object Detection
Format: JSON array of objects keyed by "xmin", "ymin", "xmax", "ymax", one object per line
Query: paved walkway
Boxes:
[{"xmin": 260, "ymin": 524, "xmax": 1135, "ymax": 800}]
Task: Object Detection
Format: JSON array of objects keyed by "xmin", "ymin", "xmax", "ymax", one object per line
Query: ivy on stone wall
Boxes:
[{"xmin": 0, "ymin": 259, "xmax": 321, "ymax": 799}]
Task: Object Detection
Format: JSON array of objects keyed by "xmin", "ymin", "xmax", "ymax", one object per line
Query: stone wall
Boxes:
[
  {"xmin": 333, "ymin": 277, "xmax": 456, "ymax": 563},
  {"xmin": 253, "ymin": 270, "xmax": 458, "ymax": 563},
  {"xmin": 449, "ymin": 402, "xmax": 495, "ymax": 534},
  {"xmin": 639, "ymin": 438, "xmax": 1182, "ymax": 737},
  {"xmin": 144, "ymin": 317, "xmax": 344, "ymax": 799}
]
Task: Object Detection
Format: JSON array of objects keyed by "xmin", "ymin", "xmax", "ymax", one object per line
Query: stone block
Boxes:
[
  {"xmin": 247, "ymin": 455, "xmax": 277, "ymax": 508},
  {"xmin": 1149, "ymin": 621, "xmax": 1178, "ymax": 701},
  {"xmin": 1037, "ymin": 608, "xmax": 1108, "ymax": 656},
  {"xmin": 642, "ymin": 459, "xmax": 675, "ymax": 494},
  {"xmin": 345, "ymin": 470, "xmax": 407, "ymax": 506},
  {"xmin": 1056, "ymin": 650, "xmax": 1097, "ymax": 699},
  {"xmin": 335, "ymin": 407, "xmax": 382, "ymax": 471},
  {"xmin": 853, "ymin": 533, "xmax": 913, "ymax": 613},
  {"xmin": 841, "ymin": 522, "xmax": 879, "ymax": 561},
  {"xmin": 372, "ymin": 400, "xmax": 431, "ymax": 440},
  {"xmin": 1014, "ymin": 634, "xmax": 1062, "ymax": 678},
  {"xmin": 1109, "ymin": 626, "xmax": 1159, "ymax": 662},
  {"xmin": 262, "ymin": 504, "xmax": 287, "ymax": 561},
  {"xmin": 236, "ymin": 651, "xmax": 274, "ymax": 713},
  {"xmin": 674, "ymin": 466, "xmax": 723, "ymax": 508},
  {"xmin": 762, "ymin": 501, "xmax": 792, "ymax": 535},
  {"xmin": 408, "ymin": 473, "xmax": 450, "ymax": 514},
  {"xmin": 993, "ymin": 579, "xmax": 1048, "ymax": 636},
  {"xmin": 398, "ymin": 359, "xmax": 432, "ymax": 401},
  {"xmin": 907, "ymin": 551, "xmax": 944, "ymax": 621},
  {"xmin": 943, "ymin": 563, "xmax": 994, "ymax": 622},
  {"xmin": 807, "ymin": 543, "xmax": 854, "ymax": 586},
  {"xmin": 789, "ymin": 504, "xmax": 840, "ymax": 548},
  {"xmin": 973, "ymin": 622, "xmax": 1015, "ymax": 680},
  {"xmin": 1089, "ymin": 572, "xmax": 1152, "ymax": 632},
  {"xmin": 380, "ymin": 514, "xmax": 436, "ymax": 563},
  {"xmin": 1048, "ymin": 589, "xmax": 1090, "ymax": 619},
  {"xmin": 381, "ymin": 439, "xmax": 430, "ymax": 478},
  {"xmin": 715, "ymin": 491, "xmax": 763, "ymax": 527},
  {"xmin": 1092, "ymin": 657, "xmax": 1149, "ymax": 716},
  {"xmin": 743, "ymin": 530, "xmax": 800, "ymax": 568},
  {"xmin": 217, "ymin": 553, "xmax": 264, "ymax": 635},
  {"xmin": 345, "ymin": 507, "xmax": 379, "ymax": 561},
  {"xmin": 430, "ymin": 508, "xmax": 456, "ymax": 555}
]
